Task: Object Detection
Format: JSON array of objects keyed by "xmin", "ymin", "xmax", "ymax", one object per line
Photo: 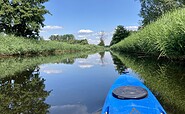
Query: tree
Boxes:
[
  {"xmin": 48, "ymin": 34, "xmax": 89, "ymax": 45},
  {"xmin": 76, "ymin": 39, "xmax": 89, "ymax": 45},
  {"xmin": 110, "ymin": 25, "xmax": 130, "ymax": 46},
  {"xmin": 139, "ymin": 0, "xmax": 185, "ymax": 26},
  {"xmin": 98, "ymin": 31, "xmax": 105, "ymax": 46},
  {"xmin": 49, "ymin": 35, "xmax": 62, "ymax": 41},
  {"xmin": 61, "ymin": 34, "xmax": 75, "ymax": 41},
  {"xmin": 0, "ymin": 0, "xmax": 50, "ymax": 39}
]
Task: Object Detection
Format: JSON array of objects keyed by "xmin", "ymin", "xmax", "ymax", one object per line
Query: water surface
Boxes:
[
  {"xmin": 39, "ymin": 52, "xmax": 119, "ymax": 114},
  {"xmin": 0, "ymin": 52, "xmax": 185, "ymax": 114}
]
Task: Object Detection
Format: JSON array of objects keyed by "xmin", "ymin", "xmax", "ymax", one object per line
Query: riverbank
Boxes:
[
  {"xmin": 0, "ymin": 34, "xmax": 103, "ymax": 57},
  {"xmin": 111, "ymin": 8, "xmax": 185, "ymax": 60}
]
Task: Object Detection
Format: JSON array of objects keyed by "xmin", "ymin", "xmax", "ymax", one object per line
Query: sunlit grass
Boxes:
[
  {"xmin": 0, "ymin": 34, "xmax": 103, "ymax": 56},
  {"xmin": 111, "ymin": 8, "xmax": 185, "ymax": 59}
]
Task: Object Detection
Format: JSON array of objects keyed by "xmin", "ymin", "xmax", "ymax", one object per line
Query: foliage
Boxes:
[
  {"xmin": 0, "ymin": 34, "xmax": 102, "ymax": 56},
  {"xmin": 0, "ymin": 0, "xmax": 49, "ymax": 39},
  {"xmin": 110, "ymin": 25, "xmax": 130, "ymax": 46},
  {"xmin": 49, "ymin": 34, "xmax": 89, "ymax": 45},
  {"xmin": 111, "ymin": 8, "xmax": 185, "ymax": 59},
  {"xmin": 97, "ymin": 31, "xmax": 105, "ymax": 46},
  {"xmin": 139, "ymin": 0, "xmax": 185, "ymax": 26},
  {"xmin": 75, "ymin": 39, "xmax": 89, "ymax": 45},
  {"xmin": 98, "ymin": 38, "xmax": 105, "ymax": 46}
]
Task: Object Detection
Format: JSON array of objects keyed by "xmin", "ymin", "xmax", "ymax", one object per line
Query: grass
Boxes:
[
  {"xmin": 111, "ymin": 8, "xmax": 185, "ymax": 59},
  {"xmin": 0, "ymin": 34, "xmax": 103, "ymax": 56},
  {"xmin": 112, "ymin": 52, "xmax": 185, "ymax": 114}
]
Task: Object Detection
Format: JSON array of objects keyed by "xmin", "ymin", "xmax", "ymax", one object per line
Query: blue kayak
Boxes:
[{"xmin": 102, "ymin": 73, "xmax": 166, "ymax": 114}]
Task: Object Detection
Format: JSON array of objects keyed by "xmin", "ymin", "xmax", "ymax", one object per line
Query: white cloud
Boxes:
[
  {"xmin": 42, "ymin": 25, "xmax": 63, "ymax": 30},
  {"xmin": 78, "ymin": 29, "xmax": 93, "ymax": 34},
  {"xmin": 125, "ymin": 26, "xmax": 138, "ymax": 31},
  {"xmin": 79, "ymin": 64, "xmax": 94, "ymax": 69},
  {"xmin": 42, "ymin": 69, "xmax": 63, "ymax": 74}
]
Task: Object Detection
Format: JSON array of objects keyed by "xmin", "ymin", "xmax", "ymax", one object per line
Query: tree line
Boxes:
[{"xmin": 49, "ymin": 34, "xmax": 89, "ymax": 45}]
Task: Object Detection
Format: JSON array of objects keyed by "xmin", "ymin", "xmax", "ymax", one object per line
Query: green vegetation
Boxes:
[
  {"xmin": 110, "ymin": 25, "xmax": 130, "ymax": 46},
  {"xmin": 98, "ymin": 31, "xmax": 106, "ymax": 47},
  {"xmin": 49, "ymin": 34, "xmax": 89, "ymax": 45},
  {"xmin": 139, "ymin": 0, "xmax": 185, "ymax": 26},
  {"xmin": 0, "ymin": 0, "xmax": 49, "ymax": 39},
  {"xmin": 111, "ymin": 8, "xmax": 185, "ymax": 59},
  {"xmin": 0, "ymin": 34, "xmax": 102, "ymax": 56},
  {"xmin": 0, "ymin": 51, "xmax": 94, "ymax": 78},
  {"xmin": 112, "ymin": 52, "xmax": 185, "ymax": 114}
]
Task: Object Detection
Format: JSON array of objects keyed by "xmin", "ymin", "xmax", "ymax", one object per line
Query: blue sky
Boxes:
[{"xmin": 40, "ymin": 0, "xmax": 141, "ymax": 45}]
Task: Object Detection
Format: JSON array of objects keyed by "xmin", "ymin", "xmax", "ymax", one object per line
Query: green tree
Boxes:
[
  {"xmin": 98, "ymin": 39, "xmax": 105, "ymax": 46},
  {"xmin": 110, "ymin": 25, "xmax": 130, "ymax": 46},
  {"xmin": 76, "ymin": 39, "xmax": 89, "ymax": 45},
  {"xmin": 0, "ymin": 0, "xmax": 49, "ymax": 39},
  {"xmin": 61, "ymin": 34, "xmax": 75, "ymax": 42},
  {"xmin": 49, "ymin": 35, "xmax": 62, "ymax": 41},
  {"xmin": 98, "ymin": 31, "xmax": 105, "ymax": 46},
  {"xmin": 139, "ymin": 0, "xmax": 185, "ymax": 26}
]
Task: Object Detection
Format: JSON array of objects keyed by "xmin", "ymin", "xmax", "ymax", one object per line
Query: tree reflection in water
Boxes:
[
  {"xmin": 0, "ymin": 67, "xmax": 50, "ymax": 114},
  {"xmin": 111, "ymin": 52, "xmax": 127, "ymax": 74}
]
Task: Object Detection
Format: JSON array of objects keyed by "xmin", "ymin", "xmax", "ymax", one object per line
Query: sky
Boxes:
[{"xmin": 40, "ymin": 0, "xmax": 141, "ymax": 45}]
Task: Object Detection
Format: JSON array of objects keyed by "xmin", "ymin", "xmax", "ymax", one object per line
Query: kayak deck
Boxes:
[{"xmin": 102, "ymin": 73, "xmax": 166, "ymax": 114}]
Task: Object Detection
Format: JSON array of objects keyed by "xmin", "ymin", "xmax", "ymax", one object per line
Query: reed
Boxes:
[{"xmin": 111, "ymin": 8, "xmax": 185, "ymax": 59}]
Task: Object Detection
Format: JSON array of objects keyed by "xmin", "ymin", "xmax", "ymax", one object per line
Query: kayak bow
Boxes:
[{"xmin": 102, "ymin": 73, "xmax": 166, "ymax": 114}]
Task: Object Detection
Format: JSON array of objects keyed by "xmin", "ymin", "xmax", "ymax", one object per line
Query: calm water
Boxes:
[
  {"xmin": 40, "ymin": 52, "xmax": 119, "ymax": 114},
  {"xmin": 0, "ymin": 52, "xmax": 185, "ymax": 114}
]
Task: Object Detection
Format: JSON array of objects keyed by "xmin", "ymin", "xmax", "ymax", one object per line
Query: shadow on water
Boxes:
[
  {"xmin": 0, "ymin": 68, "xmax": 50, "ymax": 114},
  {"xmin": 111, "ymin": 52, "xmax": 185, "ymax": 114}
]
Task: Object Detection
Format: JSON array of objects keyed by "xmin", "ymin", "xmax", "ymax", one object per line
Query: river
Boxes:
[{"xmin": 0, "ymin": 52, "xmax": 184, "ymax": 114}]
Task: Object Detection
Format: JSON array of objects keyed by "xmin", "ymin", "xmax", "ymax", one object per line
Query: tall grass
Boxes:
[
  {"xmin": 112, "ymin": 52, "xmax": 185, "ymax": 114},
  {"xmin": 111, "ymin": 8, "xmax": 185, "ymax": 59},
  {"xmin": 0, "ymin": 34, "xmax": 103, "ymax": 56}
]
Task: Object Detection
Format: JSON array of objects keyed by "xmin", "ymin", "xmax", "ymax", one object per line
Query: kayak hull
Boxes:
[{"xmin": 102, "ymin": 73, "xmax": 166, "ymax": 114}]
